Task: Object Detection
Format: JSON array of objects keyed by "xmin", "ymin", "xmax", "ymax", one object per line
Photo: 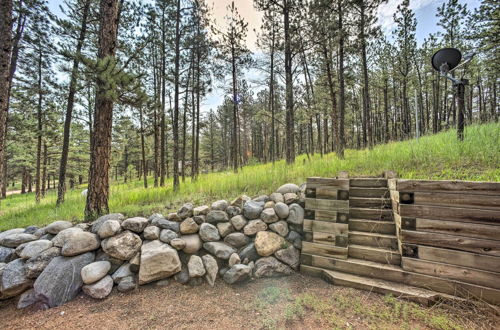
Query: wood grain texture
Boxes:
[
  {"xmin": 302, "ymin": 241, "xmax": 348, "ymax": 259},
  {"xmin": 398, "ymin": 204, "xmax": 500, "ymax": 225},
  {"xmin": 306, "ymin": 177, "xmax": 349, "ymax": 189},
  {"xmin": 394, "ymin": 179, "xmax": 500, "ymax": 195},
  {"xmin": 305, "ymin": 198, "xmax": 349, "ymax": 211},
  {"xmin": 409, "ymin": 218, "xmax": 500, "ymax": 241}
]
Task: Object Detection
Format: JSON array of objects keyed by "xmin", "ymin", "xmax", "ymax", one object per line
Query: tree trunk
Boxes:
[
  {"xmin": 231, "ymin": 44, "xmax": 238, "ymax": 173},
  {"xmin": 284, "ymin": 0, "xmax": 294, "ymax": 164},
  {"xmin": 337, "ymin": 0, "xmax": 345, "ymax": 158},
  {"xmin": 139, "ymin": 106, "xmax": 148, "ymax": 188},
  {"xmin": 172, "ymin": 0, "xmax": 181, "ymax": 191},
  {"xmin": 35, "ymin": 48, "xmax": 43, "ymax": 203},
  {"xmin": 41, "ymin": 143, "xmax": 47, "ymax": 198}
]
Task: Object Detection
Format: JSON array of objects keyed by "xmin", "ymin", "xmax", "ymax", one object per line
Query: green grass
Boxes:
[{"xmin": 1, "ymin": 123, "xmax": 499, "ymax": 230}]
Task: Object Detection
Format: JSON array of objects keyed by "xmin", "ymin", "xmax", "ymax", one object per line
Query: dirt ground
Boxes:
[{"xmin": 0, "ymin": 274, "xmax": 498, "ymax": 330}]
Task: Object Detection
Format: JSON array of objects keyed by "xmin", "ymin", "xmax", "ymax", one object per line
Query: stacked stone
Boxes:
[{"xmin": 0, "ymin": 183, "xmax": 305, "ymax": 310}]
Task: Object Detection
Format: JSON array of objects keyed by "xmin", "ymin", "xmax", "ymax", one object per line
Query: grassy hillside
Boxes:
[{"xmin": 1, "ymin": 123, "xmax": 499, "ymax": 230}]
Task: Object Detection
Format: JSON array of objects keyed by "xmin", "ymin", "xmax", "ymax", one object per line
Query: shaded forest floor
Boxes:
[
  {"xmin": 1, "ymin": 274, "xmax": 497, "ymax": 330},
  {"xmin": 1, "ymin": 123, "xmax": 499, "ymax": 230}
]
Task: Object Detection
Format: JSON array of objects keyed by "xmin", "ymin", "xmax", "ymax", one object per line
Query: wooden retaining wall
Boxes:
[{"xmin": 389, "ymin": 179, "xmax": 500, "ymax": 292}]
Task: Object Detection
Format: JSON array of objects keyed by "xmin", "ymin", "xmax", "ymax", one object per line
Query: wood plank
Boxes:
[
  {"xmin": 303, "ymin": 220, "xmax": 348, "ymax": 235},
  {"xmin": 398, "ymin": 204, "xmax": 500, "ymax": 225},
  {"xmin": 350, "ymin": 187, "xmax": 388, "ymax": 198},
  {"xmin": 395, "ymin": 179, "xmax": 500, "ymax": 195},
  {"xmin": 348, "ymin": 244, "xmax": 401, "ymax": 265},
  {"xmin": 402, "ymin": 244, "xmax": 500, "ymax": 273},
  {"xmin": 349, "ymin": 231, "xmax": 398, "ymax": 249},
  {"xmin": 306, "ymin": 177, "xmax": 349, "ymax": 189},
  {"xmin": 349, "ymin": 197, "xmax": 391, "ymax": 209},
  {"xmin": 401, "ymin": 230, "xmax": 500, "ymax": 257},
  {"xmin": 301, "ymin": 241, "xmax": 348, "ymax": 259},
  {"xmin": 312, "ymin": 232, "xmax": 348, "ymax": 247},
  {"xmin": 314, "ymin": 186, "xmax": 349, "ymax": 200},
  {"xmin": 411, "ymin": 218, "xmax": 500, "ymax": 241},
  {"xmin": 412, "ymin": 191, "xmax": 500, "ymax": 210},
  {"xmin": 315, "ymin": 210, "xmax": 338, "ymax": 222},
  {"xmin": 350, "ymin": 207, "xmax": 393, "ymax": 221},
  {"xmin": 350, "ymin": 178, "xmax": 388, "ymax": 188},
  {"xmin": 401, "ymin": 257, "xmax": 500, "ymax": 290},
  {"xmin": 305, "ymin": 198, "xmax": 349, "ymax": 211},
  {"xmin": 299, "ymin": 264, "xmax": 324, "ymax": 277},
  {"xmin": 388, "ymin": 178, "xmax": 397, "ymax": 191},
  {"xmin": 349, "ymin": 219, "xmax": 396, "ymax": 235}
]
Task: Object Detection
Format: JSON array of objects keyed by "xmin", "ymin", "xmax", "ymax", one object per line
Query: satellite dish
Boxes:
[{"xmin": 431, "ymin": 48, "xmax": 462, "ymax": 73}]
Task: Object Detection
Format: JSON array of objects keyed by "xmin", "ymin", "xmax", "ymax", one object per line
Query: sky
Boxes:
[{"xmin": 47, "ymin": 0, "xmax": 481, "ymax": 114}]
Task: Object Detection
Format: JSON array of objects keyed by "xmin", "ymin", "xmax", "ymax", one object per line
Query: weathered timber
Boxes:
[
  {"xmin": 350, "ymin": 197, "xmax": 391, "ymax": 209},
  {"xmin": 349, "ymin": 231, "xmax": 398, "ymax": 249},
  {"xmin": 301, "ymin": 241, "xmax": 348, "ymax": 259},
  {"xmin": 349, "ymin": 207, "xmax": 393, "ymax": 221},
  {"xmin": 313, "ymin": 186, "xmax": 349, "ymax": 200},
  {"xmin": 392, "ymin": 191, "xmax": 500, "ymax": 210},
  {"xmin": 350, "ymin": 178, "xmax": 388, "ymax": 188},
  {"xmin": 299, "ymin": 264, "xmax": 324, "ymax": 277},
  {"xmin": 306, "ymin": 177, "xmax": 349, "ymax": 189},
  {"xmin": 350, "ymin": 187, "xmax": 389, "ymax": 198},
  {"xmin": 301, "ymin": 254, "xmax": 500, "ymax": 304},
  {"xmin": 349, "ymin": 219, "xmax": 396, "ymax": 235},
  {"xmin": 303, "ymin": 219, "xmax": 348, "ymax": 235},
  {"xmin": 398, "ymin": 204, "xmax": 500, "ymax": 225},
  {"xmin": 311, "ymin": 231, "xmax": 348, "ymax": 247},
  {"xmin": 401, "ymin": 257, "xmax": 500, "ymax": 290},
  {"xmin": 305, "ymin": 198, "xmax": 349, "ymax": 211},
  {"xmin": 348, "ymin": 244, "xmax": 401, "ymax": 265},
  {"xmin": 401, "ymin": 230, "xmax": 500, "ymax": 257},
  {"xmin": 391, "ymin": 179, "xmax": 500, "ymax": 195},
  {"xmin": 402, "ymin": 244, "xmax": 500, "ymax": 273}
]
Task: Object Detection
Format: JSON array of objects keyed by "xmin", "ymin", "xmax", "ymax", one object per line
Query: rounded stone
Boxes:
[
  {"xmin": 181, "ymin": 234, "xmax": 203, "ymax": 254},
  {"xmin": 211, "ymin": 200, "xmax": 228, "ymax": 211},
  {"xmin": 101, "ymin": 231, "xmax": 142, "ymax": 261},
  {"xmin": 121, "ymin": 217, "xmax": 149, "ymax": 233},
  {"xmin": 180, "ymin": 218, "xmax": 199, "ymax": 234},
  {"xmin": 274, "ymin": 202, "xmax": 290, "ymax": 219},
  {"xmin": 242, "ymin": 200, "xmax": 264, "ymax": 220},
  {"xmin": 19, "ymin": 240, "xmax": 53, "ymax": 260},
  {"xmin": 230, "ymin": 215, "xmax": 247, "ymax": 231},
  {"xmin": 254, "ymin": 231, "xmax": 286, "ymax": 257},
  {"xmin": 143, "ymin": 226, "xmax": 160, "ymax": 240},
  {"xmin": 276, "ymin": 183, "xmax": 300, "ymax": 194},
  {"xmin": 287, "ymin": 204, "xmax": 304, "ymax": 225},
  {"xmin": 45, "ymin": 221, "xmax": 73, "ymax": 235},
  {"xmin": 261, "ymin": 208, "xmax": 279, "ymax": 224},
  {"xmin": 81, "ymin": 261, "xmax": 112, "ymax": 284},
  {"xmin": 82, "ymin": 275, "xmax": 113, "ymax": 299},
  {"xmin": 243, "ymin": 220, "xmax": 267, "ymax": 236},
  {"xmin": 224, "ymin": 232, "xmax": 249, "ymax": 248},
  {"xmin": 199, "ymin": 223, "xmax": 220, "ymax": 242},
  {"xmin": 97, "ymin": 220, "xmax": 121, "ymax": 239},
  {"xmin": 159, "ymin": 229, "xmax": 178, "ymax": 243}
]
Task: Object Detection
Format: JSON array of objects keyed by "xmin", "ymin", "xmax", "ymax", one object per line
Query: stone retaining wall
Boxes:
[{"xmin": 0, "ymin": 183, "xmax": 305, "ymax": 310}]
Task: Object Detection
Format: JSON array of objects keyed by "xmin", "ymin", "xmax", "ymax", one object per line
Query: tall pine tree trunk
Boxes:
[
  {"xmin": 35, "ymin": 48, "xmax": 43, "ymax": 203},
  {"xmin": 231, "ymin": 44, "xmax": 238, "ymax": 173},
  {"xmin": 172, "ymin": 0, "xmax": 181, "ymax": 191},
  {"xmin": 284, "ymin": 0, "xmax": 294, "ymax": 164},
  {"xmin": 337, "ymin": 0, "xmax": 346, "ymax": 158},
  {"xmin": 139, "ymin": 106, "xmax": 148, "ymax": 188}
]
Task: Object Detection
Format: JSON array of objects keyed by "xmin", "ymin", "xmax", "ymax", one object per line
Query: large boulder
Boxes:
[
  {"xmin": 224, "ymin": 233, "xmax": 249, "ymax": 248},
  {"xmin": 97, "ymin": 220, "xmax": 121, "ymax": 239},
  {"xmin": 19, "ymin": 240, "xmax": 53, "ymax": 260},
  {"xmin": 45, "ymin": 221, "xmax": 73, "ymax": 235},
  {"xmin": 143, "ymin": 226, "xmax": 160, "ymax": 240},
  {"xmin": 81, "ymin": 261, "xmax": 111, "ymax": 284},
  {"xmin": 199, "ymin": 223, "xmax": 220, "ymax": 242},
  {"xmin": 0, "ymin": 228, "xmax": 24, "ymax": 242},
  {"xmin": 254, "ymin": 231, "xmax": 285, "ymax": 257},
  {"xmin": 0, "ymin": 246, "xmax": 16, "ymax": 263},
  {"xmin": 287, "ymin": 204, "xmax": 304, "ymax": 225},
  {"xmin": 121, "ymin": 217, "xmax": 149, "ymax": 233},
  {"xmin": 253, "ymin": 256, "xmax": 294, "ymax": 278},
  {"xmin": 138, "ymin": 240, "xmax": 181, "ymax": 284},
  {"xmin": 52, "ymin": 227, "xmax": 83, "ymax": 247},
  {"xmin": 1, "ymin": 233, "xmax": 38, "ymax": 248},
  {"xmin": 276, "ymin": 183, "xmax": 300, "ymax": 194},
  {"xmin": 203, "ymin": 242, "xmax": 236, "ymax": 260},
  {"xmin": 206, "ymin": 210, "xmax": 229, "ymax": 224},
  {"xmin": 25, "ymin": 247, "xmax": 60, "ymax": 279},
  {"xmin": 242, "ymin": 200, "xmax": 264, "ymax": 220},
  {"xmin": 243, "ymin": 220, "xmax": 267, "ymax": 236},
  {"xmin": 275, "ymin": 246, "xmax": 300, "ymax": 270},
  {"xmin": 61, "ymin": 231, "xmax": 100, "ymax": 257},
  {"xmin": 178, "ymin": 203, "xmax": 194, "ymax": 219},
  {"xmin": 82, "ymin": 275, "xmax": 113, "ymax": 299},
  {"xmin": 230, "ymin": 215, "xmax": 247, "ymax": 230},
  {"xmin": 101, "ymin": 231, "xmax": 142, "ymax": 261},
  {"xmin": 181, "ymin": 234, "xmax": 203, "ymax": 254},
  {"xmin": 187, "ymin": 255, "xmax": 205, "ymax": 278},
  {"xmin": 33, "ymin": 252, "xmax": 95, "ymax": 308},
  {"xmin": 201, "ymin": 254, "xmax": 218, "ymax": 287},
  {"xmin": 0, "ymin": 259, "xmax": 32, "ymax": 299},
  {"xmin": 223, "ymin": 264, "xmax": 252, "ymax": 284},
  {"xmin": 91, "ymin": 213, "xmax": 125, "ymax": 234},
  {"xmin": 180, "ymin": 218, "xmax": 199, "ymax": 234}
]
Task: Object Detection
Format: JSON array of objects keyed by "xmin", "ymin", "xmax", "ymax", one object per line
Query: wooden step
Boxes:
[
  {"xmin": 348, "ymin": 244, "xmax": 401, "ymax": 265},
  {"xmin": 350, "ymin": 197, "xmax": 391, "ymax": 209},
  {"xmin": 301, "ymin": 254, "xmax": 500, "ymax": 305},
  {"xmin": 350, "ymin": 187, "xmax": 389, "ymax": 198},
  {"xmin": 349, "ymin": 219, "xmax": 396, "ymax": 235},
  {"xmin": 350, "ymin": 207, "xmax": 393, "ymax": 221},
  {"xmin": 323, "ymin": 269, "xmax": 440, "ymax": 305},
  {"xmin": 349, "ymin": 231, "xmax": 398, "ymax": 249},
  {"xmin": 350, "ymin": 178, "xmax": 388, "ymax": 188}
]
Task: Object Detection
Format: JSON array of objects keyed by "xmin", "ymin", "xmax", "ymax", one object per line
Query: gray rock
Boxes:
[
  {"xmin": 0, "ymin": 246, "xmax": 16, "ymax": 263},
  {"xmin": 180, "ymin": 218, "xmax": 199, "ymax": 234},
  {"xmin": 82, "ymin": 275, "xmax": 113, "ymax": 299},
  {"xmin": 138, "ymin": 240, "xmax": 181, "ymax": 284},
  {"xmin": 283, "ymin": 193, "xmax": 298, "ymax": 204},
  {"xmin": 61, "ymin": 231, "xmax": 100, "ymax": 257},
  {"xmin": 224, "ymin": 233, "xmax": 249, "ymax": 248},
  {"xmin": 193, "ymin": 205, "xmax": 210, "ymax": 216},
  {"xmin": 202, "ymin": 254, "xmax": 218, "ymax": 287},
  {"xmin": 81, "ymin": 261, "xmax": 111, "ymax": 284},
  {"xmin": 121, "ymin": 217, "xmax": 149, "ymax": 233},
  {"xmin": 167, "ymin": 212, "xmax": 181, "ymax": 222},
  {"xmin": 243, "ymin": 220, "xmax": 267, "ymax": 236},
  {"xmin": 274, "ymin": 202, "xmax": 290, "ymax": 219},
  {"xmin": 269, "ymin": 221, "xmax": 289, "ymax": 237},
  {"xmin": 117, "ymin": 275, "xmax": 137, "ymax": 292},
  {"xmin": 45, "ymin": 221, "xmax": 73, "ymax": 235},
  {"xmin": 97, "ymin": 220, "xmax": 121, "ymax": 239},
  {"xmin": 174, "ymin": 267, "xmax": 190, "ymax": 284},
  {"xmin": 238, "ymin": 243, "xmax": 260, "ymax": 262},
  {"xmin": 159, "ymin": 229, "xmax": 178, "ymax": 243},
  {"xmin": 75, "ymin": 223, "xmax": 90, "ymax": 231},
  {"xmin": 242, "ymin": 200, "xmax": 264, "ymax": 220},
  {"xmin": 1, "ymin": 233, "xmax": 38, "ymax": 248},
  {"xmin": 264, "ymin": 201, "xmax": 275, "ymax": 209},
  {"xmin": 187, "ymin": 255, "xmax": 205, "ymax": 277},
  {"xmin": 129, "ymin": 252, "xmax": 141, "ymax": 273},
  {"xmin": 193, "ymin": 215, "xmax": 205, "ymax": 225},
  {"xmin": 261, "ymin": 208, "xmax": 279, "ymax": 224},
  {"xmin": 101, "ymin": 231, "xmax": 142, "ymax": 261},
  {"xmin": 0, "ymin": 262, "xmax": 5, "ymax": 277},
  {"xmin": 226, "ymin": 206, "xmax": 241, "ymax": 218},
  {"xmin": 230, "ymin": 215, "xmax": 247, "ymax": 231},
  {"xmin": 111, "ymin": 263, "xmax": 133, "ymax": 284},
  {"xmin": 223, "ymin": 264, "xmax": 252, "ymax": 284},
  {"xmin": 206, "ymin": 210, "xmax": 229, "ymax": 224},
  {"xmin": 0, "ymin": 228, "xmax": 24, "ymax": 242},
  {"xmin": 181, "ymin": 234, "xmax": 202, "ymax": 254},
  {"xmin": 148, "ymin": 213, "xmax": 166, "ymax": 224},
  {"xmin": 286, "ymin": 231, "xmax": 302, "ymax": 249},
  {"xmin": 228, "ymin": 253, "xmax": 240, "ymax": 267},
  {"xmin": 143, "ymin": 226, "xmax": 160, "ymax": 240},
  {"xmin": 152, "ymin": 218, "xmax": 180, "ymax": 232},
  {"xmin": 216, "ymin": 222, "xmax": 234, "ymax": 237},
  {"xmin": 19, "ymin": 240, "xmax": 53, "ymax": 260},
  {"xmin": 91, "ymin": 213, "xmax": 125, "ymax": 234},
  {"xmin": 52, "ymin": 227, "xmax": 83, "ymax": 247},
  {"xmin": 270, "ymin": 192, "xmax": 284, "ymax": 204},
  {"xmin": 170, "ymin": 238, "xmax": 186, "ymax": 250},
  {"xmin": 253, "ymin": 195, "xmax": 270, "ymax": 203},
  {"xmin": 276, "ymin": 183, "xmax": 300, "ymax": 194},
  {"xmin": 219, "ymin": 267, "xmax": 228, "ymax": 276},
  {"xmin": 178, "ymin": 203, "xmax": 194, "ymax": 219},
  {"xmin": 274, "ymin": 245, "xmax": 300, "ymax": 270},
  {"xmin": 155, "ymin": 279, "xmax": 170, "ymax": 287},
  {"xmin": 95, "ymin": 251, "xmax": 124, "ymax": 274},
  {"xmin": 17, "ymin": 289, "xmax": 36, "ymax": 309},
  {"xmin": 24, "ymin": 226, "xmax": 40, "ymax": 235},
  {"xmin": 0, "ymin": 259, "xmax": 32, "ymax": 299},
  {"xmin": 254, "ymin": 256, "xmax": 294, "ymax": 278},
  {"xmin": 39, "ymin": 233, "xmax": 54, "ymax": 241},
  {"xmin": 203, "ymin": 242, "xmax": 236, "ymax": 260},
  {"xmin": 199, "ymin": 223, "xmax": 220, "ymax": 242},
  {"xmin": 33, "ymin": 252, "xmax": 95, "ymax": 308},
  {"xmin": 287, "ymin": 204, "xmax": 304, "ymax": 225},
  {"xmin": 211, "ymin": 200, "xmax": 228, "ymax": 211},
  {"xmin": 25, "ymin": 247, "xmax": 60, "ymax": 279}
]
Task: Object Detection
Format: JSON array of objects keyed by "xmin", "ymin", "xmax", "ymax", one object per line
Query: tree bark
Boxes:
[
  {"xmin": 172, "ymin": 0, "xmax": 181, "ymax": 191},
  {"xmin": 139, "ymin": 106, "xmax": 148, "ymax": 188},
  {"xmin": 337, "ymin": 0, "xmax": 346, "ymax": 158},
  {"xmin": 35, "ymin": 48, "xmax": 43, "ymax": 203},
  {"xmin": 284, "ymin": 0, "xmax": 295, "ymax": 164}
]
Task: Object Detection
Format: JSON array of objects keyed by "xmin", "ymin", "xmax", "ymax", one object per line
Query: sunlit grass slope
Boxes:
[{"xmin": 1, "ymin": 123, "xmax": 499, "ymax": 230}]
